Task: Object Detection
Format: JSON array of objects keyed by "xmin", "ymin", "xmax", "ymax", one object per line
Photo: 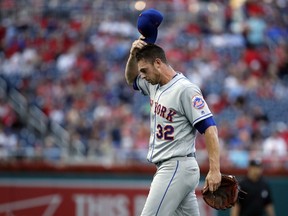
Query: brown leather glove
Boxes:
[{"xmin": 201, "ymin": 174, "xmax": 240, "ymax": 210}]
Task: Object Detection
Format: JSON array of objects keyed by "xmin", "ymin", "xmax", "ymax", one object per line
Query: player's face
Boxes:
[{"xmin": 138, "ymin": 59, "xmax": 160, "ymax": 85}]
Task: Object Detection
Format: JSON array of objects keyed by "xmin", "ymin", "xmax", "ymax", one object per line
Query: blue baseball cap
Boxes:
[
  {"xmin": 249, "ymin": 159, "xmax": 262, "ymax": 167},
  {"xmin": 137, "ymin": 8, "xmax": 163, "ymax": 44}
]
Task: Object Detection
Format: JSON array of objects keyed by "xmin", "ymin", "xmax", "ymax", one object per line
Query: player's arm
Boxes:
[
  {"xmin": 264, "ymin": 185, "xmax": 276, "ymax": 216},
  {"xmin": 125, "ymin": 36, "xmax": 147, "ymax": 85},
  {"xmin": 265, "ymin": 203, "xmax": 275, "ymax": 216},
  {"xmin": 181, "ymin": 89, "xmax": 221, "ymax": 191},
  {"xmin": 230, "ymin": 203, "xmax": 240, "ymax": 216},
  {"xmin": 203, "ymin": 125, "xmax": 221, "ymax": 192}
]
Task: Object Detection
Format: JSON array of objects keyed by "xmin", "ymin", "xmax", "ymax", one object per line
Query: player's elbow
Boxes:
[{"xmin": 125, "ymin": 70, "xmax": 138, "ymax": 86}]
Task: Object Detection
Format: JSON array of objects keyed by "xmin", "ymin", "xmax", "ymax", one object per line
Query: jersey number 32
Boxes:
[{"xmin": 156, "ymin": 124, "xmax": 174, "ymax": 140}]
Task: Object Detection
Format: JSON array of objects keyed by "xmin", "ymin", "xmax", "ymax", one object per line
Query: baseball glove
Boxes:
[{"xmin": 201, "ymin": 174, "xmax": 240, "ymax": 210}]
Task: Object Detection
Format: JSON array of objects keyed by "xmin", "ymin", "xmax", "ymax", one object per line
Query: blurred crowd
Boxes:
[{"xmin": 0, "ymin": 0, "xmax": 287, "ymax": 168}]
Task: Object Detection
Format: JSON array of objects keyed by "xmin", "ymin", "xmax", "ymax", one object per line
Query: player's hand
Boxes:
[
  {"xmin": 130, "ymin": 36, "xmax": 147, "ymax": 57},
  {"xmin": 204, "ymin": 170, "xmax": 221, "ymax": 192}
]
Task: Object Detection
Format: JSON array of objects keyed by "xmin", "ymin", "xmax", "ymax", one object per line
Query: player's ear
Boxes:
[{"xmin": 153, "ymin": 58, "xmax": 162, "ymax": 68}]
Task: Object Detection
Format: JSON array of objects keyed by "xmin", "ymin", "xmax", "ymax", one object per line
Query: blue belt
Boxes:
[{"xmin": 155, "ymin": 152, "xmax": 196, "ymax": 167}]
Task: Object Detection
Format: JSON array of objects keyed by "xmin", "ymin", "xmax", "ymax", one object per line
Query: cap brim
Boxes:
[
  {"xmin": 249, "ymin": 159, "xmax": 262, "ymax": 167},
  {"xmin": 142, "ymin": 31, "xmax": 157, "ymax": 44}
]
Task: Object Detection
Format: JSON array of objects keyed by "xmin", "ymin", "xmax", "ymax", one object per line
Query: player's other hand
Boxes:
[
  {"xmin": 204, "ymin": 170, "xmax": 221, "ymax": 192},
  {"xmin": 130, "ymin": 36, "xmax": 147, "ymax": 57}
]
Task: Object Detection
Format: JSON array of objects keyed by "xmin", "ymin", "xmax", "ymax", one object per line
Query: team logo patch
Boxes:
[{"xmin": 192, "ymin": 95, "xmax": 205, "ymax": 109}]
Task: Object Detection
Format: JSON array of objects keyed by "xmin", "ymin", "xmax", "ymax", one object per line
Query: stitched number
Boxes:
[
  {"xmin": 164, "ymin": 125, "xmax": 174, "ymax": 140},
  {"xmin": 156, "ymin": 124, "xmax": 174, "ymax": 140},
  {"xmin": 156, "ymin": 124, "xmax": 163, "ymax": 139}
]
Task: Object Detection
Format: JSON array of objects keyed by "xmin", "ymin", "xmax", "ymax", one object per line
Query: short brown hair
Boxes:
[{"xmin": 135, "ymin": 44, "xmax": 168, "ymax": 64}]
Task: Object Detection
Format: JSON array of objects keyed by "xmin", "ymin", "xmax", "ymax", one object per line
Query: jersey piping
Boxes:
[
  {"xmin": 149, "ymin": 77, "xmax": 186, "ymax": 162},
  {"xmin": 192, "ymin": 113, "xmax": 213, "ymax": 125},
  {"xmin": 155, "ymin": 160, "xmax": 179, "ymax": 215}
]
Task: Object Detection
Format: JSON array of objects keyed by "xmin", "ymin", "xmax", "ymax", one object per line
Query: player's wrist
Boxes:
[{"xmin": 209, "ymin": 165, "xmax": 221, "ymax": 173}]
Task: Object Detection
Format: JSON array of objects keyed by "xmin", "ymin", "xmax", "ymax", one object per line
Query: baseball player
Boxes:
[{"xmin": 124, "ymin": 37, "xmax": 222, "ymax": 216}]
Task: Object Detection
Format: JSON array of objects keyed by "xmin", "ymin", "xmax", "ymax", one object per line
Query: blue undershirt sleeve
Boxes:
[
  {"xmin": 133, "ymin": 76, "xmax": 140, "ymax": 91},
  {"xmin": 194, "ymin": 116, "xmax": 216, "ymax": 134}
]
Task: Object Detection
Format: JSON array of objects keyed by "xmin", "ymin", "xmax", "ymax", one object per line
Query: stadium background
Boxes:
[{"xmin": 0, "ymin": 0, "xmax": 287, "ymax": 215}]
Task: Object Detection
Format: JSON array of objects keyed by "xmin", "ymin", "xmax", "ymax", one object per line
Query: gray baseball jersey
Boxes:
[{"xmin": 134, "ymin": 72, "xmax": 213, "ymax": 164}]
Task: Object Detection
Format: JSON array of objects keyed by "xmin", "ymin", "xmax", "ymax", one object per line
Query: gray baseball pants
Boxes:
[{"xmin": 141, "ymin": 156, "xmax": 200, "ymax": 216}]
